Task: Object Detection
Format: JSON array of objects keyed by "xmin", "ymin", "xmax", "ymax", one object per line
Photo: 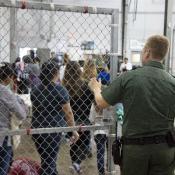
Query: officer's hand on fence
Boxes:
[
  {"xmin": 70, "ymin": 131, "xmax": 79, "ymax": 144},
  {"xmin": 88, "ymin": 77, "xmax": 102, "ymax": 93}
]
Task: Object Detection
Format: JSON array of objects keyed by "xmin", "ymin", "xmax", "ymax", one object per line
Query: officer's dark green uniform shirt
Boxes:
[{"xmin": 102, "ymin": 61, "xmax": 175, "ymax": 138}]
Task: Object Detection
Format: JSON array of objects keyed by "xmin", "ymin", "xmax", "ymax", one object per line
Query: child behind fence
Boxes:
[
  {"xmin": 31, "ymin": 60, "xmax": 79, "ymax": 175},
  {"xmin": 63, "ymin": 61, "xmax": 94, "ymax": 174},
  {"xmin": 89, "ymin": 104, "xmax": 110, "ymax": 175}
]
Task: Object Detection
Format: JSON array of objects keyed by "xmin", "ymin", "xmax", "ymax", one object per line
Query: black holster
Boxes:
[
  {"xmin": 112, "ymin": 138, "xmax": 122, "ymax": 166},
  {"xmin": 166, "ymin": 129, "xmax": 175, "ymax": 147}
]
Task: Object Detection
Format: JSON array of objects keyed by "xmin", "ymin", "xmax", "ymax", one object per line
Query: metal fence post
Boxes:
[
  {"xmin": 110, "ymin": 9, "xmax": 119, "ymax": 80},
  {"xmin": 106, "ymin": 9, "xmax": 119, "ymax": 175},
  {"xmin": 10, "ymin": 7, "xmax": 17, "ymax": 62},
  {"xmin": 164, "ymin": 0, "xmax": 174, "ymax": 72},
  {"xmin": 171, "ymin": 29, "xmax": 175, "ymax": 75}
]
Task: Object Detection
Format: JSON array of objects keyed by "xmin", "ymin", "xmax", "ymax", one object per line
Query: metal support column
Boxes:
[
  {"xmin": 106, "ymin": 9, "xmax": 119, "ymax": 175},
  {"xmin": 170, "ymin": 28, "xmax": 175, "ymax": 75},
  {"xmin": 10, "ymin": 7, "xmax": 17, "ymax": 63},
  {"xmin": 164, "ymin": 0, "xmax": 173, "ymax": 72},
  {"xmin": 121, "ymin": 0, "xmax": 129, "ymax": 59},
  {"xmin": 110, "ymin": 9, "xmax": 119, "ymax": 80}
]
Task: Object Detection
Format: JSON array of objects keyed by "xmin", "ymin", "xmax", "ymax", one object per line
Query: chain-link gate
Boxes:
[{"xmin": 0, "ymin": 1, "xmax": 119, "ymax": 174}]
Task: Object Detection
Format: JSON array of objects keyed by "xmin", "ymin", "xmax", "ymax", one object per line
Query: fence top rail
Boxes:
[
  {"xmin": 0, "ymin": 124, "xmax": 112, "ymax": 136},
  {"xmin": 0, "ymin": 0, "xmax": 117, "ymax": 15}
]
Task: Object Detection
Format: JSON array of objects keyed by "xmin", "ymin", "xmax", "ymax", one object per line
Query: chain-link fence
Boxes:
[{"xmin": 0, "ymin": 1, "xmax": 119, "ymax": 174}]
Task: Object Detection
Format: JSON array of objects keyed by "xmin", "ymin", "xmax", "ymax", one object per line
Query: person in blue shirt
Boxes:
[
  {"xmin": 31, "ymin": 61, "xmax": 79, "ymax": 175},
  {"xmin": 97, "ymin": 65, "xmax": 110, "ymax": 85}
]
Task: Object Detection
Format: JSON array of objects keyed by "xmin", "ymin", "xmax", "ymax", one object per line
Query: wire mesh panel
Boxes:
[{"xmin": 0, "ymin": 2, "xmax": 116, "ymax": 175}]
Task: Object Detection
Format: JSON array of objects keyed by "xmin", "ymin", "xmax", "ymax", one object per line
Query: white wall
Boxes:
[
  {"xmin": 125, "ymin": 13, "xmax": 165, "ymax": 60},
  {"xmin": 122, "ymin": 0, "xmax": 175, "ymax": 63},
  {"xmin": 1, "ymin": 0, "xmax": 175, "ymax": 64},
  {"xmin": 16, "ymin": 8, "xmax": 111, "ymax": 61}
]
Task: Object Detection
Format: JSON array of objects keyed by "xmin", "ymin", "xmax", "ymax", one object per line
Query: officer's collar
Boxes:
[{"xmin": 144, "ymin": 60, "xmax": 164, "ymax": 70}]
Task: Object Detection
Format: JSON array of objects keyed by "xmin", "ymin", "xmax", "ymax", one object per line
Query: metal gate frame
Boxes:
[{"xmin": 0, "ymin": 1, "xmax": 119, "ymax": 174}]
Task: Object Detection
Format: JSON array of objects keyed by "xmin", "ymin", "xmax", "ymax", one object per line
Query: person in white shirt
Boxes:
[{"xmin": 119, "ymin": 57, "xmax": 132, "ymax": 72}]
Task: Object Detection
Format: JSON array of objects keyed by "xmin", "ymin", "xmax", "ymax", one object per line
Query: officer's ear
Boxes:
[{"xmin": 145, "ymin": 48, "xmax": 151, "ymax": 60}]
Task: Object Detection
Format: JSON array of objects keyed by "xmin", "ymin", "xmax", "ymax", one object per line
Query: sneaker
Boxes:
[{"xmin": 69, "ymin": 163, "xmax": 82, "ymax": 174}]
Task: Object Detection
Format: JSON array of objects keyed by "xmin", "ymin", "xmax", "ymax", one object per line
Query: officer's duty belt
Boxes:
[{"xmin": 122, "ymin": 135, "xmax": 167, "ymax": 145}]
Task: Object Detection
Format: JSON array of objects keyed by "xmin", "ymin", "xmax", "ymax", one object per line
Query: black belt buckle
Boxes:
[
  {"xmin": 154, "ymin": 136, "xmax": 161, "ymax": 144},
  {"xmin": 138, "ymin": 138, "xmax": 144, "ymax": 145}
]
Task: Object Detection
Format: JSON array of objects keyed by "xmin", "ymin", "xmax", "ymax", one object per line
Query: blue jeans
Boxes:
[
  {"xmin": 95, "ymin": 134, "xmax": 107, "ymax": 175},
  {"xmin": 0, "ymin": 136, "xmax": 13, "ymax": 175},
  {"xmin": 32, "ymin": 133, "xmax": 62, "ymax": 175}
]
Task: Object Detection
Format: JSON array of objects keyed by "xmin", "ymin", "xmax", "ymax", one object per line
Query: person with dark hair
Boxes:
[
  {"xmin": 33, "ymin": 56, "xmax": 41, "ymax": 65},
  {"xmin": 0, "ymin": 62, "xmax": 27, "ymax": 175},
  {"xmin": 23, "ymin": 55, "xmax": 33, "ymax": 64},
  {"xmin": 14, "ymin": 57, "xmax": 22, "ymax": 78},
  {"xmin": 17, "ymin": 56, "xmax": 33, "ymax": 94},
  {"xmin": 50, "ymin": 51, "xmax": 56, "ymax": 60},
  {"xmin": 30, "ymin": 50, "xmax": 35, "ymax": 60},
  {"xmin": 29, "ymin": 57, "xmax": 41, "ymax": 88},
  {"xmin": 31, "ymin": 61, "xmax": 79, "ymax": 175},
  {"xmin": 62, "ymin": 61, "xmax": 94, "ymax": 174},
  {"xmin": 15, "ymin": 57, "xmax": 21, "ymax": 63},
  {"xmin": 18, "ymin": 55, "xmax": 41, "ymax": 93}
]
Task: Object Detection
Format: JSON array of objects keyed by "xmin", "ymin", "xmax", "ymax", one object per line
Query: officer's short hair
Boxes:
[{"xmin": 145, "ymin": 35, "xmax": 169, "ymax": 60}]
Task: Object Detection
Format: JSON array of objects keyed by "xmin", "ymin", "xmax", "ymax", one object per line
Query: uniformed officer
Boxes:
[{"xmin": 89, "ymin": 35, "xmax": 175, "ymax": 175}]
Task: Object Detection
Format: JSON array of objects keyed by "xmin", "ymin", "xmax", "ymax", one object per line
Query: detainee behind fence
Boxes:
[
  {"xmin": 89, "ymin": 35, "xmax": 175, "ymax": 175},
  {"xmin": 82, "ymin": 59, "xmax": 97, "ymax": 157},
  {"xmin": 0, "ymin": 62, "xmax": 27, "ymax": 175},
  {"xmin": 31, "ymin": 61, "xmax": 79, "ymax": 175},
  {"xmin": 63, "ymin": 61, "xmax": 94, "ymax": 174},
  {"xmin": 83, "ymin": 61, "xmax": 110, "ymax": 175}
]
